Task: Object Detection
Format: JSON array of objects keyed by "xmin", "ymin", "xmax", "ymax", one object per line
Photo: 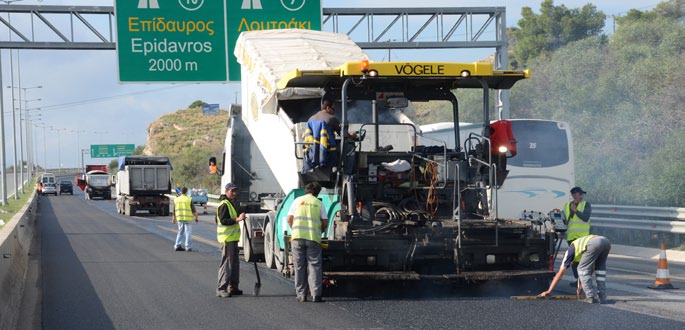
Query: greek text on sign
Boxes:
[
  {"xmin": 116, "ymin": 0, "xmax": 227, "ymax": 82},
  {"xmin": 226, "ymin": 0, "xmax": 322, "ymax": 81}
]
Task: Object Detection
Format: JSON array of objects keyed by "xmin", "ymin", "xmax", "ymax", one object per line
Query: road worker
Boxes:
[
  {"xmin": 563, "ymin": 186, "xmax": 592, "ymax": 286},
  {"xmin": 538, "ymin": 234, "xmax": 611, "ymax": 304},
  {"xmin": 216, "ymin": 182, "xmax": 245, "ymax": 298},
  {"xmin": 172, "ymin": 187, "xmax": 198, "ymax": 252},
  {"xmin": 287, "ymin": 181, "xmax": 329, "ymax": 302}
]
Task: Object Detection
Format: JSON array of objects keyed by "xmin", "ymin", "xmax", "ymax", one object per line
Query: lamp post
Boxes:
[
  {"xmin": 22, "ymin": 86, "xmax": 42, "ymax": 177},
  {"xmin": 25, "ymin": 107, "xmax": 42, "ymax": 176},
  {"xmin": 81, "ymin": 148, "xmax": 89, "ymax": 174},
  {"xmin": 15, "ymin": 96, "xmax": 41, "ymax": 192},
  {"xmin": 71, "ymin": 129, "xmax": 86, "ymax": 170},
  {"xmin": 29, "ymin": 116, "xmax": 42, "ymax": 171},
  {"xmin": 0, "ymin": 51, "xmax": 6, "ymax": 204},
  {"xmin": 40, "ymin": 124, "xmax": 46, "ymax": 171},
  {"xmin": 50, "ymin": 127, "xmax": 67, "ymax": 172},
  {"xmin": 2, "ymin": 0, "xmax": 21, "ymax": 199}
]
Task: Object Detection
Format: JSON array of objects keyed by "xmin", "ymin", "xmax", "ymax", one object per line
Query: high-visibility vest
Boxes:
[
  {"xmin": 216, "ymin": 199, "xmax": 240, "ymax": 242},
  {"xmin": 565, "ymin": 200, "xmax": 589, "ymax": 241},
  {"xmin": 571, "ymin": 234, "xmax": 598, "ymax": 262},
  {"xmin": 174, "ymin": 195, "xmax": 194, "ymax": 222},
  {"xmin": 291, "ymin": 194, "xmax": 323, "ymax": 243}
]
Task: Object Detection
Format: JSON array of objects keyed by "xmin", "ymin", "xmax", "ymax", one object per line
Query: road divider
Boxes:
[{"xmin": 0, "ymin": 192, "xmax": 37, "ymax": 329}]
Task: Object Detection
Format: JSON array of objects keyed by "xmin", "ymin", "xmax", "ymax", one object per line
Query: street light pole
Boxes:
[
  {"xmin": 41, "ymin": 125, "xmax": 46, "ymax": 171},
  {"xmin": 81, "ymin": 148, "xmax": 89, "ymax": 174},
  {"xmin": 56, "ymin": 128, "xmax": 62, "ymax": 172},
  {"xmin": 0, "ymin": 50, "xmax": 6, "ymax": 205},
  {"xmin": 0, "ymin": 0, "xmax": 25, "ymax": 203},
  {"xmin": 72, "ymin": 130, "xmax": 85, "ymax": 170},
  {"xmin": 4, "ymin": 1, "xmax": 20, "ymax": 199},
  {"xmin": 23, "ymin": 96, "xmax": 41, "ymax": 177},
  {"xmin": 23, "ymin": 86, "xmax": 42, "ymax": 176}
]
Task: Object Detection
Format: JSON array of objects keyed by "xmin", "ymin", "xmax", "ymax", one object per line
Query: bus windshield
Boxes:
[{"xmin": 508, "ymin": 121, "xmax": 569, "ymax": 168}]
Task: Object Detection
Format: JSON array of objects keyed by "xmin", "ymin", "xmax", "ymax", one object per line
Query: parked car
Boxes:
[
  {"xmin": 59, "ymin": 180, "xmax": 74, "ymax": 195},
  {"xmin": 42, "ymin": 183, "xmax": 58, "ymax": 196},
  {"xmin": 189, "ymin": 188, "xmax": 208, "ymax": 205}
]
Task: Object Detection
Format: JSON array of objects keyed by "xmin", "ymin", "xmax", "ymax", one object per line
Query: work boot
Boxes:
[
  {"xmin": 175, "ymin": 246, "xmax": 185, "ymax": 251},
  {"xmin": 598, "ymin": 292, "xmax": 608, "ymax": 304},
  {"xmin": 216, "ymin": 291, "xmax": 230, "ymax": 298},
  {"xmin": 583, "ymin": 297, "xmax": 599, "ymax": 304},
  {"xmin": 312, "ymin": 296, "xmax": 324, "ymax": 303},
  {"xmin": 229, "ymin": 288, "xmax": 243, "ymax": 296},
  {"xmin": 296, "ymin": 296, "xmax": 307, "ymax": 303}
]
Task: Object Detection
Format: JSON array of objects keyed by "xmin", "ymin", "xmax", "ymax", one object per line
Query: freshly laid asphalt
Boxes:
[{"xmin": 18, "ymin": 192, "xmax": 685, "ymax": 330}]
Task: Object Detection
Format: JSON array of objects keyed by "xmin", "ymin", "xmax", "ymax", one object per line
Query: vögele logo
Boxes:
[{"xmin": 179, "ymin": 0, "xmax": 204, "ymax": 11}]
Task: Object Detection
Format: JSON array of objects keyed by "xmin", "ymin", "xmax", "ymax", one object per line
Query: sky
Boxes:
[{"xmin": 0, "ymin": 0, "xmax": 658, "ymax": 170}]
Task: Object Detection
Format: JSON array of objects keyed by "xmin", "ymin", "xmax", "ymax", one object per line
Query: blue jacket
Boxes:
[{"xmin": 302, "ymin": 119, "xmax": 337, "ymax": 171}]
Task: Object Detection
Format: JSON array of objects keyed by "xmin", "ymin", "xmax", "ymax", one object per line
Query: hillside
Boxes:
[{"xmin": 144, "ymin": 106, "xmax": 229, "ymax": 191}]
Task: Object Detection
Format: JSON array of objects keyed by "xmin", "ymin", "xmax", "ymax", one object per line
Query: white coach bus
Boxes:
[{"xmin": 420, "ymin": 119, "xmax": 575, "ymax": 220}]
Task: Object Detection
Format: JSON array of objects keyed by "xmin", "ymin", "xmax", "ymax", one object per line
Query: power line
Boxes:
[{"xmin": 36, "ymin": 84, "xmax": 189, "ymax": 111}]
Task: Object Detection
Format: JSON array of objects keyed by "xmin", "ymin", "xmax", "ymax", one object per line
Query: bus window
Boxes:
[{"xmin": 508, "ymin": 121, "xmax": 569, "ymax": 168}]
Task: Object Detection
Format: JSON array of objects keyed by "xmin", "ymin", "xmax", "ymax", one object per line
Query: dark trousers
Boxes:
[
  {"xmin": 217, "ymin": 241, "xmax": 240, "ymax": 292},
  {"xmin": 568, "ymin": 240, "xmax": 579, "ymax": 279}
]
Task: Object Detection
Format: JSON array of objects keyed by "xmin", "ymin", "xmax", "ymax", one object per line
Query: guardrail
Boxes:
[{"xmin": 593, "ymin": 204, "xmax": 685, "ymax": 234}]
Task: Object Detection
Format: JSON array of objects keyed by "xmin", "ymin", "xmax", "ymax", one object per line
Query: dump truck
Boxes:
[
  {"xmin": 214, "ymin": 29, "xmax": 554, "ymax": 288},
  {"xmin": 77, "ymin": 164, "xmax": 112, "ymax": 199},
  {"xmin": 83, "ymin": 171, "xmax": 112, "ymax": 200},
  {"xmin": 115, "ymin": 156, "xmax": 172, "ymax": 217}
]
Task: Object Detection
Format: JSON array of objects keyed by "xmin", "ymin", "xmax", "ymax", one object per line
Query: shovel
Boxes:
[{"xmin": 243, "ymin": 219, "xmax": 261, "ymax": 296}]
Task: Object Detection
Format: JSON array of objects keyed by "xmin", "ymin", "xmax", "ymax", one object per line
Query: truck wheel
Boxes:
[
  {"xmin": 264, "ymin": 220, "xmax": 275, "ymax": 269},
  {"xmin": 242, "ymin": 217, "xmax": 254, "ymax": 262},
  {"xmin": 273, "ymin": 237, "xmax": 286, "ymax": 273},
  {"xmin": 125, "ymin": 201, "xmax": 136, "ymax": 216}
]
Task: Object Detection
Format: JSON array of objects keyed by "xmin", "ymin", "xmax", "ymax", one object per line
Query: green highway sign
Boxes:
[
  {"xmin": 227, "ymin": 0, "xmax": 322, "ymax": 81},
  {"xmin": 90, "ymin": 144, "xmax": 135, "ymax": 158},
  {"xmin": 115, "ymin": 0, "xmax": 227, "ymax": 82}
]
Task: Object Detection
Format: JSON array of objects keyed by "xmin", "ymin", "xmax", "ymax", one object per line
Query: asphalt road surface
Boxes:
[{"xmin": 20, "ymin": 188, "xmax": 685, "ymax": 330}]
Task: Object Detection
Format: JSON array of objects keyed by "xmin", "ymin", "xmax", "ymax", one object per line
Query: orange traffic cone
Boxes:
[{"xmin": 649, "ymin": 242, "xmax": 677, "ymax": 289}]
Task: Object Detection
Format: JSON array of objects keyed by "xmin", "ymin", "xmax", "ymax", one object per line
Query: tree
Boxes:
[
  {"xmin": 616, "ymin": 0, "xmax": 683, "ymax": 26},
  {"xmin": 133, "ymin": 145, "xmax": 145, "ymax": 155},
  {"xmin": 508, "ymin": 1, "xmax": 685, "ymax": 206},
  {"xmin": 188, "ymin": 100, "xmax": 205, "ymax": 109},
  {"xmin": 508, "ymin": 0, "xmax": 606, "ymax": 67}
]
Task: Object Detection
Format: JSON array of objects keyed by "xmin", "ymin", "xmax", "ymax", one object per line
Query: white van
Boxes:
[{"xmin": 41, "ymin": 173, "xmax": 56, "ymax": 184}]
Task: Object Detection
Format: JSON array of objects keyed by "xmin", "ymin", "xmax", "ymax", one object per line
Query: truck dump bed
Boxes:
[{"xmin": 118, "ymin": 156, "xmax": 172, "ymax": 169}]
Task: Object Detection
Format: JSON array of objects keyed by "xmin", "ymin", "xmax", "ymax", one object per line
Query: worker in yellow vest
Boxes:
[
  {"xmin": 173, "ymin": 187, "xmax": 199, "ymax": 251},
  {"xmin": 563, "ymin": 186, "xmax": 592, "ymax": 286},
  {"xmin": 216, "ymin": 182, "xmax": 245, "ymax": 298},
  {"xmin": 287, "ymin": 182, "xmax": 329, "ymax": 303},
  {"xmin": 538, "ymin": 235, "xmax": 611, "ymax": 304}
]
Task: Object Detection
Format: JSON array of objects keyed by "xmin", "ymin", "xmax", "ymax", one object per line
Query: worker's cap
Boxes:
[
  {"xmin": 225, "ymin": 182, "xmax": 239, "ymax": 191},
  {"xmin": 570, "ymin": 186, "xmax": 587, "ymax": 195}
]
